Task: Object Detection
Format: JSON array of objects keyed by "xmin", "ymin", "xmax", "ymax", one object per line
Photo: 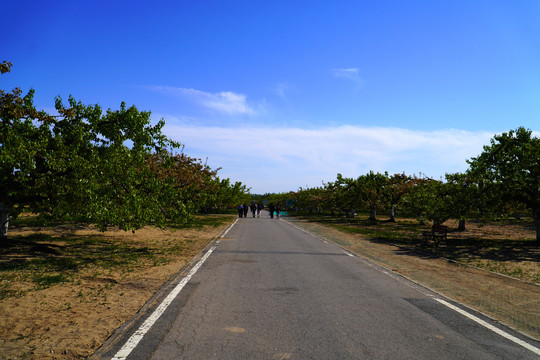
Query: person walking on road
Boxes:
[
  {"xmin": 243, "ymin": 204, "xmax": 249, "ymax": 218},
  {"xmin": 268, "ymin": 203, "xmax": 275, "ymax": 219},
  {"xmin": 257, "ymin": 204, "xmax": 262, "ymax": 218},
  {"xmin": 275, "ymin": 204, "xmax": 281, "ymax": 219},
  {"xmin": 237, "ymin": 205, "xmax": 244, "ymax": 218}
]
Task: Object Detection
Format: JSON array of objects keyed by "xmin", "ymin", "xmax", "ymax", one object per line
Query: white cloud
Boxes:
[
  {"xmin": 149, "ymin": 86, "xmax": 255, "ymax": 115},
  {"xmin": 332, "ymin": 67, "xmax": 364, "ymax": 85},
  {"xmin": 273, "ymin": 82, "xmax": 293, "ymax": 99},
  {"xmin": 162, "ymin": 122, "xmax": 494, "ymax": 193}
]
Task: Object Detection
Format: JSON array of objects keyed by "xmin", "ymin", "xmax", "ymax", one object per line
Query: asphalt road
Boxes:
[{"xmin": 97, "ymin": 213, "xmax": 540, "ymax": 359}]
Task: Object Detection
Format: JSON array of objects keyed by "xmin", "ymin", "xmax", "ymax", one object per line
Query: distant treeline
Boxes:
[{"xmin": 263, "ymin": 127, "xmax": 540, "ymax": 242}]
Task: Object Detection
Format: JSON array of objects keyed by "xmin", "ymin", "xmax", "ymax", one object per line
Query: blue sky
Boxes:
[{"xmin": 3, "ymin": 1, "xmax": 540, "ymax": 193}]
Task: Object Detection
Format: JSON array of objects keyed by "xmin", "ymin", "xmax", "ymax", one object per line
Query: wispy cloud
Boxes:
[
  {"xmin": 273, "ymin": 82, "xmax": 293, "ymax": 99},
  {"xmin": 332, "ymin": 67, "xmax": 364, "ymax": 85},
  {"xmin": 149, "ymin": 86, "xmax": 255, "ymax": 115},
  {"xmin": 162, "ymin": 121, "xmax": 494, "ymax": 193}
]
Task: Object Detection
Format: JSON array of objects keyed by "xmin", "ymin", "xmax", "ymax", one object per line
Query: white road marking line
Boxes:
[
  {"xmin": 284, "ymin": 220, "xmax": 355, "ymax": 257},
  {"xmin": 112, "ymin": 247, "xmax": 215, "ymax": 359},
  {"xmin": 435, "ymin": 298, "xmax": 540, "ymax": 356},
  {"xmin": 220, "ymin": 218, "xmax": 239, "ymax": 238},
  {"xmin": 111, "ymin": 219, "xmax": 237, "ymax": 360},
  {"xmin": 284, "ymin": 220, "xmax": 364, "ymax": 260}
]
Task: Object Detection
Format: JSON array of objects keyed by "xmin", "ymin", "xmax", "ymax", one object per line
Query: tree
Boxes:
[
  {"xmin": 402, "ymin": 177, "xmax": 452, "ymax": 225},
  {"xmin": 356, "ymin": 171, "xmax": 388, "ymax": 221},
  {"xmin": 1, "ymin": 63, "xmax": 252, "ymax": 237},
  {"xmin": 1, "ymin": 61, "xmax": 12, "ymax": 74},
  {"xmin": 467, "ymin": 127, "xmax": 540, "ymax": 241},
  {"xmin": 336, "ymin": 174, "xmax": 363, "ymax": 217},
  {"xmin": 329, "ymin": 172, "xmax": 388, "ymax": 220},
  {"xmin": 385, "ymin": 173, "xmax": 413, "ymax": 222},
  {"xmin": 147, "ymin": 152, "xmax": 218, "ymax": 220},
  {"xmin": 322, "ymin": 176, "xmax": 349, "ymax": 216},
  {"xmin": 1, "ymin": 67, "xmax": 57, "ymax": 236},
  {"xmin": 1, "ymin": 64, "xmax": 191, "ymax": 235},
  {"xmin": 146, "ymin": 152, "xmax": 249, "ymax": 217},
  {"xmin": 296, "ymin": 186, "xmax": 325, "ymax": 214},
  {"xmin": 198, "ymin": 177, "xmax": 248, "ymax": 213},
  {"xmin": 444, "ymin": 172, "xmax": 479, "ymax": 231}
]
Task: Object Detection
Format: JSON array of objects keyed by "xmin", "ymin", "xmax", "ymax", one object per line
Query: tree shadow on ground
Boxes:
[
  {"xmin": 296, "ymin": 214, "xmax": 539, "ymax": 266},
  {"xmin": 0, "ymin": 233, "xmax": 155, "ymax": 275}
]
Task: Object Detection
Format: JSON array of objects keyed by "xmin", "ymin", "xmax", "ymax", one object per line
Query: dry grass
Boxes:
[{"xmin": 0, "ymin": 215, "xmax": 235, "ymax": 360}]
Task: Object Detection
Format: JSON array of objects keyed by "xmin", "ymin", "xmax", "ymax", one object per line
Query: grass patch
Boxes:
[
  {"xmin": 167, "ymin": 214, "xmax": 234, "ymax": 229},
  {"xmin": 0, "ymin": 279, "xmax": 23, "ymax": 300},
  {"xmin": 32, "ymin": 274, "xmax": 70, "ymax": 288}
]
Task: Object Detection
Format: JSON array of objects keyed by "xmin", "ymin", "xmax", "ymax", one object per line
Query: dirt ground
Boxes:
[
  {"xmin": 0, "ymin": 215, "xmax": 539, "ymax": 359},
  {"xmin": 0, "ymin": 217, "xmax": 234, "ymax": 360}
]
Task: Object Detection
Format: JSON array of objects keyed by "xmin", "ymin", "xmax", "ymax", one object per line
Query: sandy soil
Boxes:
[
  {"xmin": 0, "ymin": 219, "xmax": 233, "ymax": 360},
  {"xmin": 0, "ymin": 215, "xmax": 538, "ymax": 359}
]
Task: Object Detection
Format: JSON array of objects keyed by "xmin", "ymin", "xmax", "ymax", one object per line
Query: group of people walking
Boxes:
[{"xmin": 237, "ymin": 202, "xmax": 281, "ymax": 219}]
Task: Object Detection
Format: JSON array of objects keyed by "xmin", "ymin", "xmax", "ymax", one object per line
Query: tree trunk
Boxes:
[
  {"xmin": 0, "ymin": 203, "xmax": 9, "ymax": 239},
  {"xmin": 458, "ymin": 219, "xmax": 466, "ymax": 231},
  {"xmin": 389, "ymin": 206, "xmax": 396, "ymax": 222},
  {"xmin": 369, "ymin": 208, "xmax": 376, "ymax": 221},
  {"xmin": 534, "ymin": 207, "xmax": 540, "ymax": 243}
]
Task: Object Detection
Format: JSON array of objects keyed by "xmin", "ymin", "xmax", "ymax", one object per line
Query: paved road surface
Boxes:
[{"xmin": 96, "ymin": 213, "xmax": 540, "ymax": 359}]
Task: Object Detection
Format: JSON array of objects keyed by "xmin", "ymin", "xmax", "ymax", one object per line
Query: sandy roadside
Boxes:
[{"xmin": 0, "ymin": 219, "xmax": 233, "ymax": 360}]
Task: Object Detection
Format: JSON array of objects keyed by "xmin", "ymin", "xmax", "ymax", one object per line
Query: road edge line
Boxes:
[
  {"xmin": 111, "ymin": 244, "xmax": 217, "ymax": 359},
  {"xmin": 110, "ymin": 218, "xmax": 238, "ymax": 359},
  {"xmin": 435, "ymin": 298, "xmax": 540, "ymax": 356},
  {"xmin": 88, "ymin": 218, "xmax": 238, "ymax": 360}
]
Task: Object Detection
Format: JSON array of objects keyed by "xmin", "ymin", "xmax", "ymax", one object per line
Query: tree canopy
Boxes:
[
  {"xmin": 467, "ymin": 127, "xmax": 540, "ymax": 241},
  {"xmin": 1, "ymin": 63, "xmax": 249, "ymax": 236}
]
